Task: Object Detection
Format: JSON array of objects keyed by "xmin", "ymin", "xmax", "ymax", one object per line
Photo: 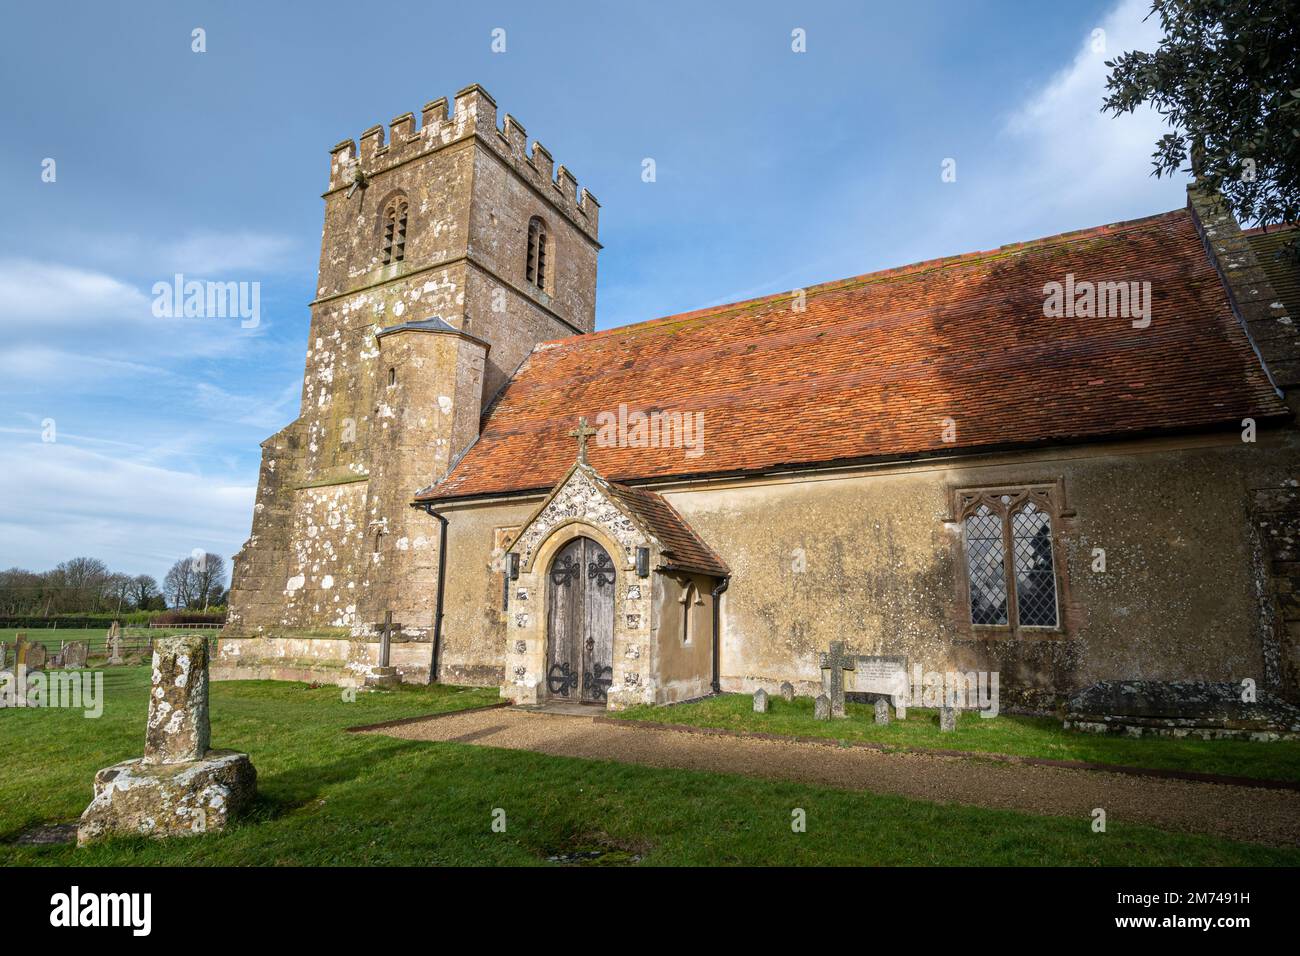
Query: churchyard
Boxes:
[{"xmin": 2, "ymin": 661, "xmax": 1298, "ymax": 866}]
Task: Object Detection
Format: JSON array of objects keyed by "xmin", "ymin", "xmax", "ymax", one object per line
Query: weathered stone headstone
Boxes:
[
  {"xmin": 22, "ymin": 642, "xmax": 47, "ymax": 673},
  {"xmin": 0, "ymin": 641, "xmax": 8, "ymax": 671},
  {"xmin": 813, "ymin": 693, "xmax": 831, "ymax": 721},
  {"xmin": 780, "ymin": 681, "xmax": 794, "ymax": 702},
  {"xmin": 819, "ymin": 641, "xmax": 855, "ymax": 718},
  {"xmin": 106, "ymin": 622, "xmax": 124, "ymax": 665},
  {"xmin": 62, "ymin": 641, "xmax": 88, "ymax": 670},
  {"xmin": 939, "ymin": 706, "xmax": 957, "ymax": 733},
  {"xmin": 77, "ymin": 634, "xmax": 257, "ymax": 845},
  {"xmin": 874, "ymin": 698, "xmax": 891, "ymax": 725},
  {"xmin": 753, "ymin": 688, "xmax": 768, "ymax": 713}
]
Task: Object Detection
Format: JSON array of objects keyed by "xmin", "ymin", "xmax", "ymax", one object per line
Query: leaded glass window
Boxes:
[
  {"xmin": 965, "ymin": 505, "xmax": 1009, "ymax": 625},
  {"xmin": 1012, "ymin": 502, "xmax": 1058, "ymax": 627},
  {"xmin": 959, "ymin": 489, "xmax": 1061, "ymax": 632}
]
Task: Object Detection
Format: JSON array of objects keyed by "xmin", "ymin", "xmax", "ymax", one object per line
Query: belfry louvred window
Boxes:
[
  {"xmin": 958, "ymin": 488, "xmax": 1060, "ymax": 631},
  {"xmin": 526, "ymin": 216, "xmax": 548, "ymax": 289},
  {"xmin": 382, "ymin": 199, "xmax": 408, "ymax": 265}
]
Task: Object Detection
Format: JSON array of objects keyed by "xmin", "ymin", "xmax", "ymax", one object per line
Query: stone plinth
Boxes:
[
  {"xmin": 77, "ymin": 751, "xmax": 257, "ymax": 847},
  {"xmin": 78, "ymin": 634, "xmax": 256, "ymax": 845}
]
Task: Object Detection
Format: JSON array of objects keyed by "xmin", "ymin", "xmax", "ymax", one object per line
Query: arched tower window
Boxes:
[
  {"xmin": 526, "ymin": 216, "xmax": 548, "ymax": 289},
  {"xmin": 382, "ymin": 198, "xmax": 408, "ymax": 265}
]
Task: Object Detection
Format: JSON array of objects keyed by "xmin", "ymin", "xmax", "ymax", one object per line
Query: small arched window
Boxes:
[
  {"xmin": 382, "ymin": 198, "xmax": 408, "ymax": 265},
  {"xmin": 387, "ymin": 367, "xmax": 396, "ymax": 388},
  {"xmin": 681, "ymin": 582, "xmax": 697, "ymax": 645},
  {"xmin": 526, "ymin": 216, "xmax": 548, "ymax": 289}
]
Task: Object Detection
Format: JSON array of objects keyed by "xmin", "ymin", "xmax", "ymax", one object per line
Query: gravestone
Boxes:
[
  {"xmin": 62, "ymin": 641, "xmax": 88, "ymax": 670},
  {"xmin": 753, "ymin": 688, "xmax": 768, "ymax": 713},
  {"xmin": 0, "ymin": 641, "xmax": 7, "ymax": 670},
  {"xmin": 845, "ymin": 654, "xmax": 909, "ymax": 719},
  {"xmin": 780, "ymin": 681, "xmax": 794, "ymax": 702},
  {"xmin": 106, "ymin": 622, "xmax": 124, "ymax": 665},
  {"xmin": 814, "ymin": 693, "xmax": 831, "ymax": 721},
  {"xmin": 818, "ymin": 641, "xmax": 855, "ymax": 718},
  {"xmin": 874, "ymin": 698, "xmax": 890, "ymax": 725},
  {"xmin": 22, "ymin": 642, "xmax": 47, "ymax": 673},
  {"xmin": 77, "ymin": 635, "xmax": 257, "ymax": 845},
  {"xmin": 939, "ymin": 706, "xmax": 957, "ymax": 733},
  {"xmin": 366, "ymin": 611, "xmax": 403, "ymax": 688}
]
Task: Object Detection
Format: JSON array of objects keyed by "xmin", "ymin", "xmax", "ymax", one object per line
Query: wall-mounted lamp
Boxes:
[
  {"xmin": 508, "ymin": 552, "xmax": 520, "ymax": 580},
  {"xmin": 636, "ymin": 547, "xmax": 650, "ymax": 578}
]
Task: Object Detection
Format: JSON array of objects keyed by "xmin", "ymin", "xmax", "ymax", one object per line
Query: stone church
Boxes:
[{"xmin": 217, "ymin": 85, "xmax": 1300, "ymax": 713}]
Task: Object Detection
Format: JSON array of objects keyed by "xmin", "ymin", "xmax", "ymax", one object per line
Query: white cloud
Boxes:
[
  {"xmin": 0, "ymin": 439, "xmax": 254, "ymax": 580},
  {"xmin": 993, "ymin": 0, "xmax": 1186, "ymax": 230},
  {"xmin": 0, "ymin": 258, "xmax": 261, "ymax": 384},
  {"xmin": 73, "ymin": 228, "xmax": 299, "ymax": 277}
]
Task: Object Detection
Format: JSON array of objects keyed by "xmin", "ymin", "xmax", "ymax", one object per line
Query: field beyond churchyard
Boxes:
[{"xmin": 2, "ymin": 669, "xmax": 1297, "ymax": 866}]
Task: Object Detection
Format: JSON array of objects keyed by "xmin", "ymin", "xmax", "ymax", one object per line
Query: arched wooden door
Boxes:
[{"xmin": 545, "ymin": 536, "xmax": 615, "ymax": 703}]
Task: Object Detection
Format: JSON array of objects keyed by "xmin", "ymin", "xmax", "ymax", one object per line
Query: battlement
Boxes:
[{"xmin": 327, "ymin": 84, "xmax": 599, "ymax": 239}]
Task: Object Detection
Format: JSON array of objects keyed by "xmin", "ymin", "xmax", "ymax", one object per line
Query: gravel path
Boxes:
[{"xmin": 370, "ymin": 708, "xmax": 1300, "ymax": 847}]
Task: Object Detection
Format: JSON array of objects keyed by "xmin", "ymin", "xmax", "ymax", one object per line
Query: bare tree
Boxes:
[
  {"xmin": 131, "ymin": 574, "xmax": 159, "ymax": 610},
  {"xmin": 163, "ymin": 558, "xmax": 195, "ymax": 609},
  {"xmin": 191, "ymin": 553, "xmax": 228, "ymax": 611}
]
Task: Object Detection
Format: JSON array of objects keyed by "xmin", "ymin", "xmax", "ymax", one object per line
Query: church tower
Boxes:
[{"xmin": 221, "ymin": 85, "xmax": 600, "ymax": 682}]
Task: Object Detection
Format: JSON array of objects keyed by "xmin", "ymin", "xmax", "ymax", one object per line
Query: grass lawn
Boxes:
[
  {"xmin": 2, "ymin": 669, "xmax": 1297, "ymax": 866},
  {"xmin": 611, "ymin": 694, "xmax": 1300, "ymax": 784}
]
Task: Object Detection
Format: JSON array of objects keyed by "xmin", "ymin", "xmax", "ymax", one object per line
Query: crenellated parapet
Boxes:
[{"xmin": 327, "ymin": 84, "xmax": 599, "ymax": 240}]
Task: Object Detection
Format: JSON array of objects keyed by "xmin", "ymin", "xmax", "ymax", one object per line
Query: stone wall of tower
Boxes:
[{"xmin": 221, "ymin": 86, "xmax": 600, "ymax": 684}]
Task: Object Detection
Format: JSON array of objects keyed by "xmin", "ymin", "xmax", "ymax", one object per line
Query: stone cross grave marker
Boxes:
[
  {"xmin": 813, "ymin": 693, "xmax": 831, "ymax": 721},
  {"xmin": 373, "ymin": 610, "xmax": 403, "ymax": 669},
  {"xmin": 106, "ymin": 621, "xmax": 124, "ymax": 665},
  {"xmin": 819, "ymin": 641, "xmax": 855, "ymax": 718},
  {"xmin": 780, "ymin": 681, "xmax": 794, "ymax": 702},
  {"xmin": 753, "ymin": 688, "xmax": 768, "ymax": 713}
]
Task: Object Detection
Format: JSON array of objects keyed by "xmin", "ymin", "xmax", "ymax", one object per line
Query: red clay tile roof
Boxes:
[
  {"xmin": 418, "ymin": 207, "xmax": 1289, "ymax": 502},
  {"xmin": 605, "ymin": 479, "xmax": 730, "ymax": 577}
]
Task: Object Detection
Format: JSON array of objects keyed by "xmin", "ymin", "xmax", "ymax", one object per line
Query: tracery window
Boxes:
[{"xmin": 957, "ymin": 488, "xmax": 1061, "ymax": 631}]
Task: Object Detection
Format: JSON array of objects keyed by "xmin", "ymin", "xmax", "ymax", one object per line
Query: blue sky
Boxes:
[{"xmin": 0, "ymin": 0, "xmax": 1187, "ymax": 583}]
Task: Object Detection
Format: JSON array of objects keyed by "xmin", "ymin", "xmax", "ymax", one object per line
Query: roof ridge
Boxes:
[{"xmin": 544, "ymin": 207, "xmax": 1189, "ymax": 347}]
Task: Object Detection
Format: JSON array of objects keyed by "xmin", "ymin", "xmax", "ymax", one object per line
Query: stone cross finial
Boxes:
[
  {"xmin": 373, "ymin": 610, "xmax": 403, "ymax": 668},
  {"xmin": 819, "ymin": 640, "xmax": 856, "ymax": 719},
  {"xmin": 569, "ymin": 417, "xmax": 597, "ymax": 464},
  {"xmin": 142, "ymin": 635, "xmax": 211, "ymax": 765}
]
